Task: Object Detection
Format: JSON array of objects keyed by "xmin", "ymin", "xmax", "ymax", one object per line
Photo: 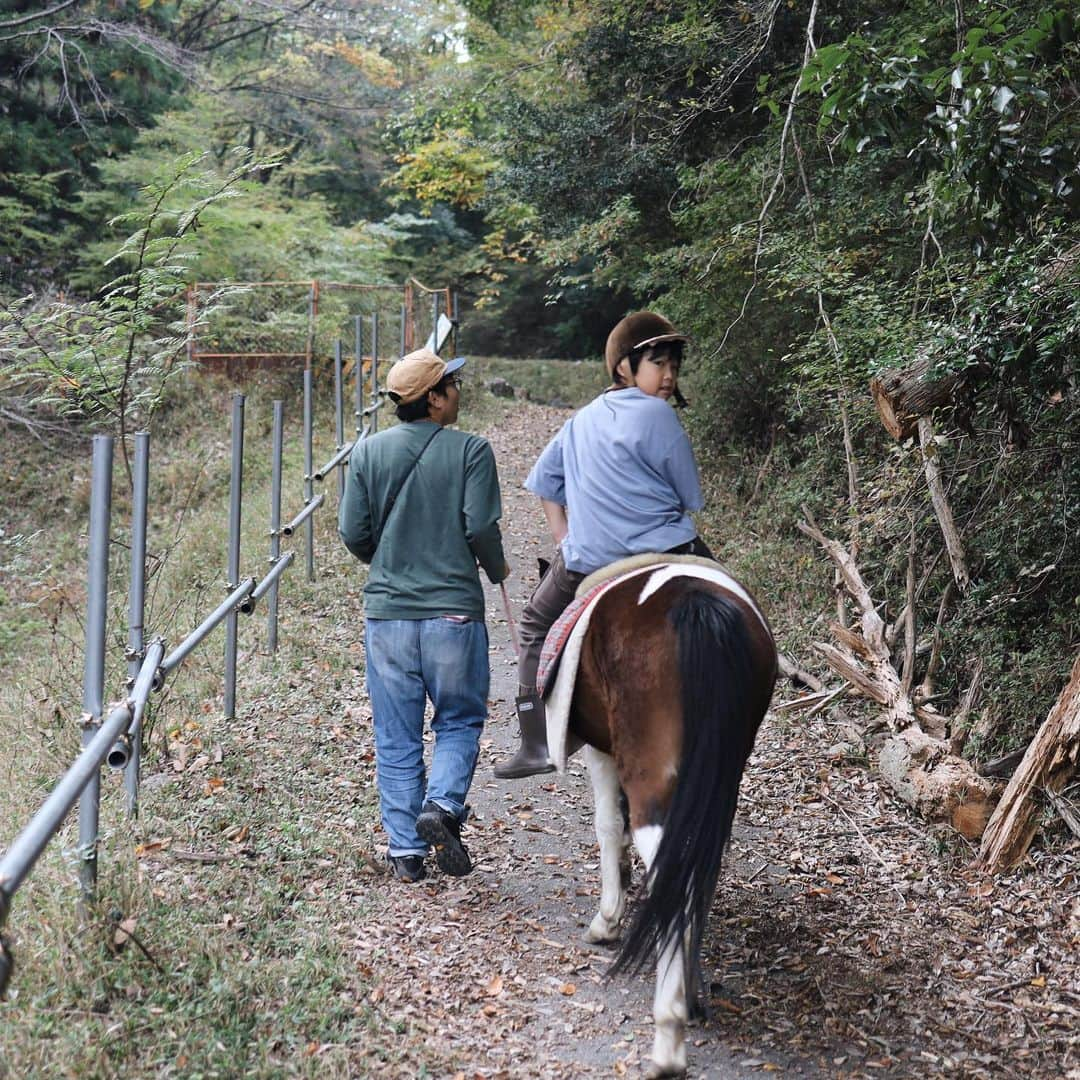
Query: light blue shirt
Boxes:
[{"xmin": 525, "ymin": 388, "xmax": 703, "ymax": 574}]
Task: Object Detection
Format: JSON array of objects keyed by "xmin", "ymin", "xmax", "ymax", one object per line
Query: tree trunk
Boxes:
[
  {"xmin": 870, "ymin": 358, "xmax": 958, "ymax": 441},
  {"xmin": 978, "ymin": 650, "xmax": 1080, "ymax": 872},
  {"xmin": 918, "ymin": 418, "xmax": 969, "ymax": 591},
  {"xmin": 878, "ymin": 728, "xmax": 997, "ymax": 839}
]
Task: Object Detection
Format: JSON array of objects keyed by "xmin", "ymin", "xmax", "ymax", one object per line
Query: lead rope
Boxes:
[{"xmin": 499, "ymin": 581, "xmax": 520, "ymax": 660}]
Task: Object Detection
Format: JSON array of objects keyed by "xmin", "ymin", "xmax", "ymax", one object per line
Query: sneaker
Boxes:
[
  {"xmin": 415, "ymin": 802, "xmax": 472, "ymax": 876},
  {"xmin": 387, "ymin": 853, "xmax": 426, "ymax": 883}
]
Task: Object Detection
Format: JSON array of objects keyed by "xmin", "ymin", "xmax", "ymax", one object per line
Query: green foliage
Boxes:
[
  {"xmin": 0, "ymin": 151, "xmax": 273, "ymax": 445},
  {"xmin": 0, "ymin": 0, "xmax": 186, "ymax": 284},
  {"xmin": 389, "ymin": 128, "xmax": 498, "ymax": 208},
  {"xmin": 800, "ymin": 5, "xmax": 1079, "ymax": 251}
]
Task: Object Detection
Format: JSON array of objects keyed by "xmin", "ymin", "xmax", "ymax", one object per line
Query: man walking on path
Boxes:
[{"xmin": 339, "ymin": 347, "xmax": 508, "ymax": 883}]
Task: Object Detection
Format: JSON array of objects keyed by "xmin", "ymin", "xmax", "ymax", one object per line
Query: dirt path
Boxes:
[{"xmin": 288, "ymin": 402, "xmax": 1076, "ymax": 1079}]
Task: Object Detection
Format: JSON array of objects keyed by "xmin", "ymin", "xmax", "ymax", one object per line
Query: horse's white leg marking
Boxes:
[
  {"xmin": 631, "ymin": 824, "xmax": 688, "ymax": 1077},
  {"xmin": 649, "ymin": 930, "xmax": 689, "ymax": 1077},
  {"xmin": 632, "ymin": 824, "xmax": 662, "ymax": 871},
  {"xmin": 584, "ymin": 746, "xmax": 626, "ymax": 944}
]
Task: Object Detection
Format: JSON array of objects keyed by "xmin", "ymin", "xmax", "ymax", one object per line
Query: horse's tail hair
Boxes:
[{"xmin": 610, "ymin": 586, "xmax": 760, "ymax": 1006}]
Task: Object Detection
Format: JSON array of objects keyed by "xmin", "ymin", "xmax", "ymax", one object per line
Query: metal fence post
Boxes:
[
  {"xmin": 432, "ymin": 292, "xmax": 441, "ymax": 355},
  {"xmin": 268, "ymin": 400, "xmax": 284, "ymax": 653},
  {"xmin": 123, "ymin": 431, "xmax": 149, "ymax": 818},
  {"xmin": 354, "ymin": 314, "xmax": 364, "ymax": 440},
  {"xmin": 371, "ymin": 332, "xmax": 380, "ymax": 433},
  {"xmin": 451, "ymin": 290, "xmax": 459, "ymax": 355},
  {"xmin": 224, "ymin": 393, "xmax": 245, "ymax": 719},
  {"xmin": 79, "ymin": 434, "xmax": 113, "ymax": 902},
  {"xmin": 305, "ymin": 281, "xmax": 318, "ymax": 370},
  {"xmin": 304, "ymin": 368, "xmax": 315, "ymax": 582},
  {"xmin": 399, "ymin": 302, "xmax": 407, "ymax": 360},
  {"xmin": 334, "ymin": 339, "xmax": 345, "ymax": 499},
  {"xmin": 370, "ymin": 313, "xmax": 380, "ymax": 435}
]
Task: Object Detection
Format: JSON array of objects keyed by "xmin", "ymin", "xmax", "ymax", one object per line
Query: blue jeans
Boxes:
[{"xmin": 363, "ymin": 617, "xmax": 490, "ymax": 857}]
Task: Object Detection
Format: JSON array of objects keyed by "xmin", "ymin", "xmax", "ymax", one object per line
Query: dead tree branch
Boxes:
[{"xmin": 979, "ymin": 649, "xmax": 1080, "ymax": 872}]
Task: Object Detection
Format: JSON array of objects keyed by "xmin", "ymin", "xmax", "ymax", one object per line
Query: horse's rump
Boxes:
[{"xmin": 584, "ymin": 573, "xmax": 775, "ymax": 1002}]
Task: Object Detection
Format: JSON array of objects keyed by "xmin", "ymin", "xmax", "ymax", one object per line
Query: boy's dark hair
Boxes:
[
  {"xmin": 394, "ymin": 374, "xmax": 455, "ymax": 422},
  {"xmin": 615, "ymin": 343, "xmax": 689, "ymax": 408}
]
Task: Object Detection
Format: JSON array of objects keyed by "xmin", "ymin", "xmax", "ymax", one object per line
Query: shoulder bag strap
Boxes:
[{"xmin": 372, "ymin": 425, "xmax": 442, "ymax": 552}]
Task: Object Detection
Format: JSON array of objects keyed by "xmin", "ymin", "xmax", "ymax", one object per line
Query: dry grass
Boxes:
[{"xmin": 0, "ymin": 360, "xmax": 601, "ymax": 1077}]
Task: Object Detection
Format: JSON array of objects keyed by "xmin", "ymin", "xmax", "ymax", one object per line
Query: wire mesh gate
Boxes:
[{"xmin": 185, "ymin": 278, "xmax": 455, "ymax": 371}]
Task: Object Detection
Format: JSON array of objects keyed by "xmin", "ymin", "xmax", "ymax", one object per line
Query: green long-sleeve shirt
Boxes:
[{"xmin": 338, "ymin": 420, "xmax": 507, "ymax": 620}]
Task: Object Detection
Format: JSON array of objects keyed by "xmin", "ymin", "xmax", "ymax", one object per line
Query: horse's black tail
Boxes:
[{"xmin": 609, "ymin": 587, "xmax": 764, "ymax": 1007}]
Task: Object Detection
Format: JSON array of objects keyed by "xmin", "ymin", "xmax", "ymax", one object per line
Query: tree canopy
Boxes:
[{"xmin": 2, "ymin": 0, "xmax": 1078, "ymax": 752}]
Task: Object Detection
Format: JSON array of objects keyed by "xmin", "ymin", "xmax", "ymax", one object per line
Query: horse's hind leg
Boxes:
[
  {"xmin": 648, "ymin": 930, "xmax": 689, "ymax": 1077},
  {"xmin": 631, "ymin": 825, "xmax": 689, "ymax": 1078},
  {"xmin": 583, "ymin": 745, "xmax": 627, "ymax": 944}
]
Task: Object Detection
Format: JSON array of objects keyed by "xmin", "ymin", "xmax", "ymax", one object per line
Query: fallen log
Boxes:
[
  {"xmin": 978, "ymin": 649, "xmax": 1080, "ymax": 872},
  {"xmin": 799, "ymin": 508, "xmax": 995, "ymax": 835},
  {"xmin": 878, "ymin": 728, "xmax": 997, "ymax": 840},
  {"xmin": 869, "ymin": 357, "xmax": 958, "ymax": 441}
]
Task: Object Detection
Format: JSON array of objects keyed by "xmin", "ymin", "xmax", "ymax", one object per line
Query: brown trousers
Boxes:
[{"xmin": 517, "ymin": 537, "xmax": 715, "ymax": 696}]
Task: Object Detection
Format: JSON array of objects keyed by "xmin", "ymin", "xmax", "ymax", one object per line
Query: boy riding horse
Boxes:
[{"xmin": 495, "ymin": 312, "xmax": 713, "ymax": 780}]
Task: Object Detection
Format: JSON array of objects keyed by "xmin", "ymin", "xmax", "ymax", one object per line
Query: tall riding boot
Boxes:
[{"xmin": 494, "ymin": 693, "xmax": 555, "ymax": 779}]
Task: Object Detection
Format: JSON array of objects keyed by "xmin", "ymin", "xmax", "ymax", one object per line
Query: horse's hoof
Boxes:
[
  {"xmin": 583, "ymin": 923, "xmax": 620, "ymax": 946},
  {"xmin": 644, "ymin": 1061, "xmax": 686, "ymax": 1079}
]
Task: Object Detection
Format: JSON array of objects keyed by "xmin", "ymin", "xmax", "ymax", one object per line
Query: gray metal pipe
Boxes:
[
  {"xmin": 354, "ymin": 314, "xmax": 364, "ymax": 440},
  {"xmin": 432, "ymin": 292, "xmax": 441, "ymax": 355},
  {"xmin": 123, "ymin": 431, "xmax": 150, "ymax": 815},
  {"xmin": 159, "ymin": 577, "xmax": 256, "ymax": 676},
  {"xmin": 399, "ymin": 302, "xmax": 407, "ymax": 360},
  {"xmin": 334, "ymin": 339, "xmax": 345, "ymax": 499},
  {"xmin": 224, "ymin": 393, "xmax": 245, "ymax": 720},
  {"xmin": 0, "ymin": 640, "xmax": 162, "ymax": 921},
  {"xmin": 282, "ymin": 493, "xmax": 325, "ymax": 537},
  {"xmin": 108, "ymin": 638, "xmax": 165, "ymax": 770},
  {"xmin": 370, "ymin": 318, "xmax": 380, "ymax": 435},
  {"xmin": 268, "ymin": 400, "xmax": 284, "ymax": 653},
  {"xmin": 79, "ymin": 434, "xmax": 113, "ymax": 901},
  {"xmin": 303, "ymin": 369, "xmax": 314, "ymax": 582},
  {"xmin": 451, "ymin": 290, "xmax": 459, "ymax": 355},
  {"xmin": 251, "ymin": 552, "xmax": 295, "ymax": 604},
  {"xmin": 314, "ymin": 441, "xmax": 353, "ymax": 482},
  {"xmin": 1, "ymin": 699, "xmax": 132, "ymax": 902}
]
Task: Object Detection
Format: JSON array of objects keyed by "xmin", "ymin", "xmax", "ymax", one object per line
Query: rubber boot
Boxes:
[{"xmin": 494, "ymin": 693, "xmax": 555, "ymax": 779}]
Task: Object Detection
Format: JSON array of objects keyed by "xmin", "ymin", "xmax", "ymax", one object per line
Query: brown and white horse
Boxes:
[{"xmin": 562, "ymin": 558, "xmax": 776, "ymax": 1077}]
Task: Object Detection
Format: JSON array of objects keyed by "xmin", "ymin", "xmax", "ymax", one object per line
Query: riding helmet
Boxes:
[{"xmin": 604, "ymin": 311, "xmax": 689, "ymax": 380}]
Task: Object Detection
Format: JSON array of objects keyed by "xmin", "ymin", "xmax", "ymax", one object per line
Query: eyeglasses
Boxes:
[{"xmin": 448, "ymin": 375, "xmax": 464, "ymax": 389}]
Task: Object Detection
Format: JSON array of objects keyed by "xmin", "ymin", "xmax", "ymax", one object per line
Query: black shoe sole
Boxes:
[{"xmin": 415, "ymin": 812, "xmax": 472, "ymax": 876}]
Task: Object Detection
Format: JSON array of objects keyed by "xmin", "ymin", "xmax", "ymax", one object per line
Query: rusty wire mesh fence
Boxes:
[{"xmin": 186, "ymin": 279, "xmax": 454, "ymax": 373}]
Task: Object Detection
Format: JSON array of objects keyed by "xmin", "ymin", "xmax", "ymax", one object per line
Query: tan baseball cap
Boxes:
[{"xmin": 386, "ymin": 348, "xmax": 467, "ymax": 404}]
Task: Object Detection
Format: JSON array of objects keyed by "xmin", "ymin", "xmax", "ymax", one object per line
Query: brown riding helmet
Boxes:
[{"xmin": 604, "ymin": 311, "xmax": 690, "ymax": 381}]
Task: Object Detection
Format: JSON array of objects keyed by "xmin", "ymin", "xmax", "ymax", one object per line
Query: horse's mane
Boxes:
[{"xmin": 575, "ymin": 553, "xmax": 727, "ymax": 598}]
